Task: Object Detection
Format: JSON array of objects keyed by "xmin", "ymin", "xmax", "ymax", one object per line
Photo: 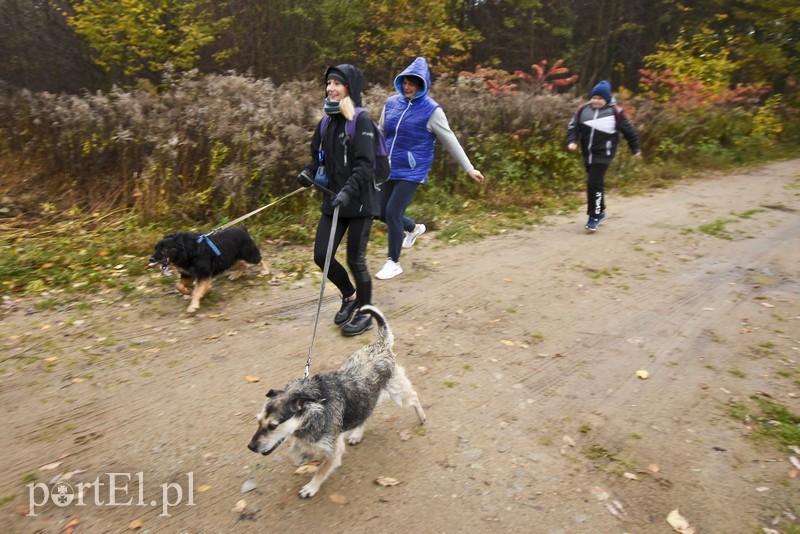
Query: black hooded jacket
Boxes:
[
  {"xmin": 302, "ymin": 64, "xmax": 379, "ymax": 218},
  {"xmin": 566, "ymin": 100, "xmax": 640, "ymax": 165}
]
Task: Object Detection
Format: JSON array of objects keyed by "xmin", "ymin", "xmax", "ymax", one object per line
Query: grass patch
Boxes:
[
  {"xmin": 698, "ymin": 219, "xmax": 734, "ymax": 240},
  {"xmin": 732, "ymin": 208, "xmax": 766, "ymax": 219},
  {"xmin": 731, "ymin": 396, "xmax": 800, "ymax": 449},
  {"xmin": 729, "ymin": 368, "xmax": 747, "ymax": 378},
  {"xmin": 582, "ymin": 266, "xmax": 623, "ymax": 279}
]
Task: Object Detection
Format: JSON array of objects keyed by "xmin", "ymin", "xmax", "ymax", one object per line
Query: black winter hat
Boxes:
[{"xmin": 324, "ymin": 64, "xmax": 364, "ymax": 107}]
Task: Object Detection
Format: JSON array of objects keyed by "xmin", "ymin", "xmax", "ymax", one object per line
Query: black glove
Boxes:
[
  {"xmin": 331, "ymin": 191, "xmax": 350, "ymax": 208},
  {"xmin": 296, "ymin": 169, "xmax": 313, "ymax": 188}
]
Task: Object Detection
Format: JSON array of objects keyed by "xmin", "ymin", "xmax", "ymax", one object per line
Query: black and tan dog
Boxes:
[
  {"xmin": 148, "ymin": 227, "xmax": 269, "ymax": 313},
  {"xmin": 247, "ymin": 305, "xmax": 426, "ymax": 498}
]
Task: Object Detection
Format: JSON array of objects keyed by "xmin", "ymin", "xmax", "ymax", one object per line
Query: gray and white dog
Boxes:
[{"xmin": 247, "ymin": 305, "xmax": 426, "ymax": 498}]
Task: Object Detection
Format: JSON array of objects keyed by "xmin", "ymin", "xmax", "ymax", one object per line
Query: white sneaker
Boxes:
[
  {"xmin": 402, "ymin": 223, "xmax": 426, "ymax": 248},
  {"xmin": 375, "ymin": 259, "xmax": 403, "ymax": 280}
]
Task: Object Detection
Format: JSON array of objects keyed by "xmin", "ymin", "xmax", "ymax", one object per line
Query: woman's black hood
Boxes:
[{"xmin": 324, "ymin": 64, "xmax": 364, "ymax": 107}]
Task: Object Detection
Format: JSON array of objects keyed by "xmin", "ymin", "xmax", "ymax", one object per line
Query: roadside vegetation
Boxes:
[{"xmin": 1, "ymin": 2, "xmax": 798, "ymax": 302}]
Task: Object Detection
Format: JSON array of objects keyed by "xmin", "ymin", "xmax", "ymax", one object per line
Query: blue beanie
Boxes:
[{"xmin": 591, "ymin": 80, "xmax": 612, "ymax": 102}]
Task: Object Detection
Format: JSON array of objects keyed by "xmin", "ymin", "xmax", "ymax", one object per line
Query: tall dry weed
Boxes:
[{"xmin": 0, "ymin": 72, "xmax": 787, "ymax": 224}]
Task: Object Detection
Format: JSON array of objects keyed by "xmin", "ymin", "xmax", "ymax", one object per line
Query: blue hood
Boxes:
[{"xmin": 393, "ymin": 57, "xmax": 431, "ymax": 101}]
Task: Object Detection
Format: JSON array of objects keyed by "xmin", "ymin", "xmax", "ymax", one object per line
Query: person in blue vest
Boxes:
[
  {"xmin": 567, "ymin": 80, "xmax": 642, "ymax": 232},
  {"xmin": 375, "ymin": 57, "xmax": 485, "ymax": 280},
  {"xmin": 296, "ymin": 64, "xmax": 379, "ymax": 336}
]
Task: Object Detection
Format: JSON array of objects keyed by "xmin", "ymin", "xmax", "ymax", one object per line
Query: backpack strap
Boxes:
[{"xmin": 320, "ymin": 108, "xmax": 367, "ymax": 140}]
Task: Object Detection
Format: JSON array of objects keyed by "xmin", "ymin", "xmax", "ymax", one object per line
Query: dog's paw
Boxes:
[
  {"xmin": 175, "ymin": 283, "xmax": 192, "ymax": 296},
  {"xmin": 347, "ymin": 427, "xmax": 364, "ymax": 445},
  {"xmin": 298, "ymin": 483, "xmax": 319, "ymax": 498},
  {"xmin": 227, "ymin": 271, "xmax": 243, "ymax": 281},
  {"xmin": 186, "ymin": 304, "xmax": 199, "ymax": 313}
]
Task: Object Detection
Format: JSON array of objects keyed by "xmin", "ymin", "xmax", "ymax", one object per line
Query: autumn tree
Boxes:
[
  {"xmin": 358, "ymin": 0, "xmax": 481, "ymax": 82},
  {"xmin": 669, "ymin": 0, "xmax": 800, "ymax": 97},
  {"xmin": 64, "ymin": 0, "xmax": 231, "ymax": 86},
  {"xmin": 0, "ymin": 0, "xmax": 101, "ymax": 91}
]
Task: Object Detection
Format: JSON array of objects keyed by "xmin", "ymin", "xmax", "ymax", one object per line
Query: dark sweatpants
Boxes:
[
  {"xmin": 586, "ymin": 162, "xmax": 609, "ymax": 216},
  {"xmin": 313, "ymin": 213, "xmax": 372, "ymax": 307}
]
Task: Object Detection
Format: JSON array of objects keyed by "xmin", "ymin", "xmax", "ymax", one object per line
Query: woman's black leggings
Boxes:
[{"xmin": 313, "ymin": 213, "xmax": 372, "ymax": 306}]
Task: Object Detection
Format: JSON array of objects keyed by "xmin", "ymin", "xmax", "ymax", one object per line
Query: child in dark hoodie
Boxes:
[{"xmin": 567, "ymin": 80, "xmax": 642, "ymax": 231}]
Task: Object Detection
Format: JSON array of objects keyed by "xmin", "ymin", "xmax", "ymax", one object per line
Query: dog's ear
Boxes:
[
  {"xmin": 290, "ymin": 394, "xmax": 323, "ymax": 412},
  {"xmin": 266, "ymin": 389, "xmax": 283, "ymax": 398}
]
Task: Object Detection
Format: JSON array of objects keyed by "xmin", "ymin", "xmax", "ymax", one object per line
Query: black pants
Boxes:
[
  {"xmin": 313, "ymin": 213, "xmax": 372, "ymax": 307},
  {"xmin": 586, "ymin": 162, "xmax": 609, "ymax": 216}
]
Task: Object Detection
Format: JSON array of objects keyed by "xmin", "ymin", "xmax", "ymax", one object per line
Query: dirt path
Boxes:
[{"xmin": 2, "ymin": 160, "xmax": 799, "ymax": 533}]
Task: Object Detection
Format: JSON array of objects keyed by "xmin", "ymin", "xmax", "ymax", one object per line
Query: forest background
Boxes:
[{"xmin": 1, "ymin": 0, "xmax": 799, "ymax": 295}]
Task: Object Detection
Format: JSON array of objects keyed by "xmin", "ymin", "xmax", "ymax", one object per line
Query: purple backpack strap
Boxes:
[{"xmin": 320, "ymin": 108, "xmax": 366, "ymax": 139}]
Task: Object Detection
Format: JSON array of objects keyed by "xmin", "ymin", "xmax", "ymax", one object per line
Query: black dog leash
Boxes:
[{"xmin": 304, "ymin": 181, "xmax": 340, "ymax": 379}]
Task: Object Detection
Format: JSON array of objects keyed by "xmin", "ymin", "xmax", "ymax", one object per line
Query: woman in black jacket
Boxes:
[{"xmin": 296, "ymin": 64, "xmax": 379, "ymax": 336}]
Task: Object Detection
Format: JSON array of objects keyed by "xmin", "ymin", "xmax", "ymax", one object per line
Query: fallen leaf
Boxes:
[
  {"xmin": 197, "ymin": 484, "xmax": 211, "ymax": 492},
  {"xmin": 500, "ymin": 339, "xmax": 515, "ymax": 346},
  {"xmin": 244, "ymin": 375, "xmax": 260, "ymax": 383},
  {"xmin": 45, "ymin": 356, "xmax": 58, "ymax": 362},
  {"xmin": 240, "ymin": 480, "xmax": 257, "ymax": 493},
  {"xmin": 63, "ymin": 518, "xmax": 79, "ymax": 534},
  {"xmin": 39, "ymin": 461, "xmax": 62, "ymax": 471},
  {"xmin": 760, "ymin": 302, "xmax": 775, "ymax": 308},
  {"xmin": 329, "ymin": 492, "xmax": 349, "ymax": 504},
  {"xmin": 294, "ymin": 463, "xmax": 319, "ymax": 475},
  {"xmin": 756, "ymin": 486, "xmax": 769, "ymax": 492},
  {"xmin": 590, "ymin": 486, "xmax": 609, "ymax": 501},
  {"xmin": 636, "ymin": 370, "xmax": 649, "ymax": 380},
  {"xmin": 61, "ymin": 469, "xmax": 85, "ymax": 481},
  {"xmin": 399, "ymin": 429, "xmax": 412, "ymax": 441},
  {"xmin": 648, "ymin": 463, "xmax": 661, "ymax": 473},
  {"xmin": 128, "ymin": 519, "xmax": 145, "ymax": 530},
  {"xmin": 605, "ymin": 502, "xmax": 623, "ymax": 518},
  {"xmin": 375, "ymin": 476, "xmax": 401, "ymax": 487},
  {"xmin": 666, "ymin": 509, "xmax": 695, "ymax": 534},
  {"xmin": 232, "ymin": 499, "xmax": 247, "ymax": 513},
  {"xmin": 623, "ymin": 472, "xmax": 638, "ymax": 480},
  {"xmin": 790, "ymin": 456, "xmax": 800, "ymax": 470},
  {"xmin": 206, "ymin": 334, "xmax": 220, "ymax": 340}
]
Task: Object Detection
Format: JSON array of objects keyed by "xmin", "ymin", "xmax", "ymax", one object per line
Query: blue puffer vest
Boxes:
[{"xmin": 384, "ymin": 57, "xmax": 441, "ymax": 184}]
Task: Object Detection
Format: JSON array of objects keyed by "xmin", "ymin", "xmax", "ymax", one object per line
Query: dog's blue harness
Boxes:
[{"xmin": 197, "ymin": 234, "xmax": 222, "ymax": 256}]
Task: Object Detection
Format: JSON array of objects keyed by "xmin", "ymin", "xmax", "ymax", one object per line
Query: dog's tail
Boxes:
[{"xmin": 358, "ymin": 305, "xmax": 393, "ymax": 349}]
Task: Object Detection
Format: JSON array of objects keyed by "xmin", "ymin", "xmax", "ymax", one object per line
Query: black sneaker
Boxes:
[
  {"xmin": 334, "ymin": 296, "xmax": 358, "ymax": 325},
  {"xmin": 340, "ymin": 312, "xmax": 373, "ymax": 336}
]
